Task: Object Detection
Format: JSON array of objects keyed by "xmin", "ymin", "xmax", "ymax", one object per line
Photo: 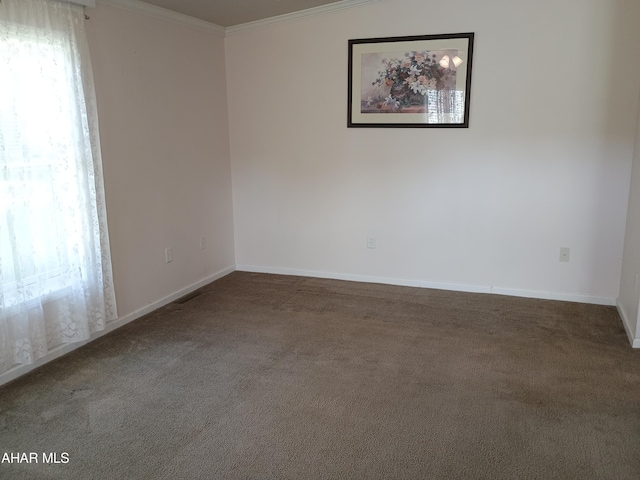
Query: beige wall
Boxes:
[
  {"xmin": 86, "ymin": 3, "xmax": 234, "ymax": 318},
  {"xmin": 226, "ymin": 0, "xmax": 640, "ymax": 304}
]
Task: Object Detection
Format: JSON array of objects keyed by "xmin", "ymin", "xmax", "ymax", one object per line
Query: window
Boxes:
[{"xmin": 0, "ymin": 0, "xmax": 116, "ymax": 375}]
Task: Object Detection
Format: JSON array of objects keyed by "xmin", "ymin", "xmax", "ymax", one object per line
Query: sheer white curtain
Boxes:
[{"xmin": 0, "ymin": 0, "xmax": 116, "ymax": 375}]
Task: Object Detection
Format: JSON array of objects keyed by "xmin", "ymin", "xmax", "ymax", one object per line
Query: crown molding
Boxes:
[
  {"xmin": 225, "ymin": 0, "xmax": 386, "ymax": 36},
  {"xmin": 70, "ymin": 0, "xmax": 96, "ymax": 7},
  {"xmin": 96, "ymin": 0, "xmax": 385, "ymax": 37},
  {"xmin": 97, "ymin": 0, "xmax": 226, "ymax": 37}
]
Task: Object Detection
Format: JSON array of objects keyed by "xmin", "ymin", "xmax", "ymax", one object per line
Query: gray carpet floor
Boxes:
[{"xmin": 1, "ymin": 272, "xmax": 639, "ymax": 479}]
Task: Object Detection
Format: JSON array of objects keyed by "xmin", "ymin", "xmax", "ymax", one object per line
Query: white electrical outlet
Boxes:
[
  {"xmin": 559, "ymin": 247, "xmax": 570, "ymax": 262},
  {"xmin": 367, "ymin": 235, "xmax": 376, "ymax": 249},
  {"xmin": 200, "ymin": 236, "xmax": 206, "ymax": 250},
  {"xmin": 165, "ymin": 247, "xmax": 173, "ymax": 263}
]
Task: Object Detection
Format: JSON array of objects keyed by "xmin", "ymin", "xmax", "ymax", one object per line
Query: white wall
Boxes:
[
  {"xmin": 226, "ymin": 0, "xmax": 640, "ymax": 304},
  {"xmin": 619, "ymin": 85, "xmax": 640, "ymax": 345},
  {"xmin": 86, "ymin": 2, "xmax": 235, "ymax": 318}
]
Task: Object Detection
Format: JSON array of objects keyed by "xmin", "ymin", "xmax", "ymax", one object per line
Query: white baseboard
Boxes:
[
  {"xmin": 0, "ymin": 265, "xmax": 236, "ymax": 387},
  {"xmin": 236, "ymin": 264, "xmax": 617, "ymax": 306},
  {"xmin": 490, "ymin": 287, "xmax": 615, "ymax": 306},
  {"xmin": 236, "ymin": 264, "xmax": 491, "ymax": 294},
  {"xmin": 616, "ymin": 301, "xmax": 640, "ymax": 348}
]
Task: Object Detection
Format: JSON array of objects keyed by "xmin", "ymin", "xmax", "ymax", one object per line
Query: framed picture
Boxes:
[{"xmin": 348, "ymin": 33, "xmax": 474, "ymax": 128}]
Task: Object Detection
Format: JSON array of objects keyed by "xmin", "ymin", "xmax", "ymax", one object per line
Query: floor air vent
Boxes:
[{"xmin": 174, "ymin": 291, "xmax": 203, "ymax": 305}]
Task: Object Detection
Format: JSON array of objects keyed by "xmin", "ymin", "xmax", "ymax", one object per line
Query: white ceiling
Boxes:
[{"xmin": 136, "ymin": 0, "xmax": 344, "ymax": 27}]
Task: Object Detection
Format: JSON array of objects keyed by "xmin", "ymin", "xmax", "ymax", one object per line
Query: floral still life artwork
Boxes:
[
  {"xmin": 348, "ymin": 33, "xmax": 474, "ymax": 127},
  {"xmin": 362, "ymin": 50, "xmax": 459, "ymax": 113}
]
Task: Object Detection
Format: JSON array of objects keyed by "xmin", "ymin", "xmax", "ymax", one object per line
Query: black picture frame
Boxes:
[{"xmin": 348, "ymin": 33, "xmax": 474, "ymax": 128}]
